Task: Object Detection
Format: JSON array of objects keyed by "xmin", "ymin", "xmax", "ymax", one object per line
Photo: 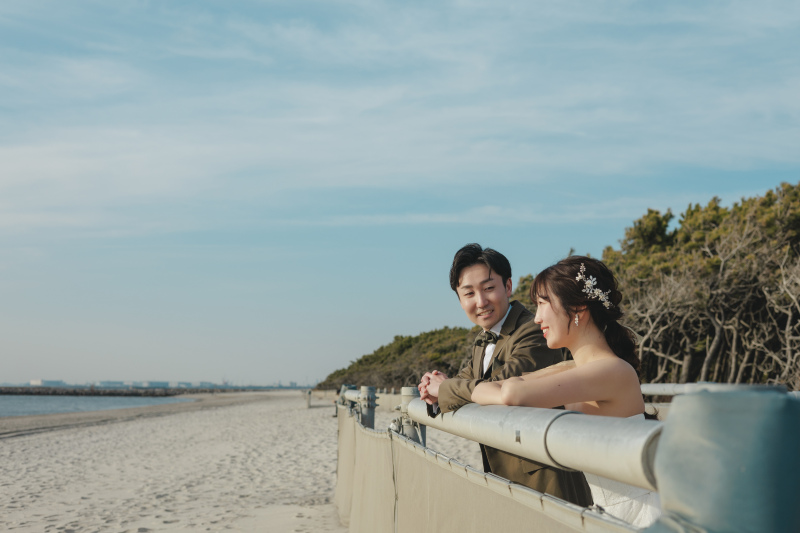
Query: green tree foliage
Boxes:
[
  {"xmin": 512, "ymin": 274, "xmax": 535, "ymax": 310},
  {"xmin": 604, "ymin": 182, "xmax": 800, "ymax": 389},
  {"xmin": 318, "ymin": 182, "xmax": 800, "ymax": 391},
  {"xmin": 315, "ymin": 326, "xmax": 475, "ymax": 390}
]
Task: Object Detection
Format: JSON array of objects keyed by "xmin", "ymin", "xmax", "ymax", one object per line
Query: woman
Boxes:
[{"xmin": 471, "ymin": 256, "xmax": 660, "ymax": 527}]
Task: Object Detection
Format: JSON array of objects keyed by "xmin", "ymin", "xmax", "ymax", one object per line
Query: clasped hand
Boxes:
[{"xmin": 418, "ymin": 370, "xmax": 448, "ymax": 405}]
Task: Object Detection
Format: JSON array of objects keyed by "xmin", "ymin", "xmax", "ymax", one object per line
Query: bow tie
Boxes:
[{"xmin": 474, "ymin": 331, "xmax": 499, "ymax": 348}]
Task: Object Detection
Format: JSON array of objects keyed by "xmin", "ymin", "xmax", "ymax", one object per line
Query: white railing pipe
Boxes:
[
  {"xmin": 545, "ymin": 412, "xmax": 660, "ymax": 490},
  {"xmin": 641, "ymin": 382, "xmax": 786, "ymax": 396},
  {"xmin": 343, "ymin": 389, "xmax": 361, "ymax": 403},
  {"xmin": 407, "ymin": 399, "xmax": 660, "ymax": 491}
]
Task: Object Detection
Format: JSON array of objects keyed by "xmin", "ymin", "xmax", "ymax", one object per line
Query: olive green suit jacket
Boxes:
[{"xmin": 431, "ymin": 300, "xmax": 592, "ymax": 506}]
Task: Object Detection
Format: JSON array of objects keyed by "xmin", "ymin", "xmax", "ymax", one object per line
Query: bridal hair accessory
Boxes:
[{"xmin": 576, "ymin": 263, "xmax": 613, "ymax": 309}]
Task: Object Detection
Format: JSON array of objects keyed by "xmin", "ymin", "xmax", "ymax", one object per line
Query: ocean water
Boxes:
[{"xmin": 0, "ymin": 394, "xmax": 192, "ymax": 418}]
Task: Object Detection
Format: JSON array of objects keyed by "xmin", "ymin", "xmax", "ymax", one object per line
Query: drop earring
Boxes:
[{"xmin": 574, "ymin": 314, "xmax": 579, "ymax": 326}]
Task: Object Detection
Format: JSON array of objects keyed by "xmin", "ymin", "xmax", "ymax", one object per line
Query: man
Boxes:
[{"xmin": 418, "ymin": 243, "xmax": 591, "ymax": 505}]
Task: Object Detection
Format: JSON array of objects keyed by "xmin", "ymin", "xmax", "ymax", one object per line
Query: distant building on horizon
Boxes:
[
  {"xmin": 30, "ymin": 379, "xmax": 67, "ymax": 387},
  {"xmin": 141, "ymin": 381, "xmax": 170, "ymax": 389},
  {"xmin": 97, "ymin": 381, "xmax": 127, "ymax": 388}
]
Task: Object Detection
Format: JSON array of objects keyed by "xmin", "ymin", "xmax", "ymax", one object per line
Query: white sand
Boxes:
[
  {"xmin": 0, "ymin": 390, "xmax": 482, "ymax": 532},
  {"xmin": 0, "ymin": 391, "xmax": 344, "ymax": 532}
]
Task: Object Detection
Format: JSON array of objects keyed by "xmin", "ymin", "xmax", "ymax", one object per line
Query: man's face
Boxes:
[{"xmin": 456, "ymin": 264, "xmax": 513, "ymax": 330}]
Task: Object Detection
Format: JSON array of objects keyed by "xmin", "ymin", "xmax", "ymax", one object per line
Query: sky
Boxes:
[{"xmin": 1, "ymin": 1, "xmax": 798, "ymax": 386}]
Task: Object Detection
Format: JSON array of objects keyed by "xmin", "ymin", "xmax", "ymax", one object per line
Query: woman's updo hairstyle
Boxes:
[{"xmin": 531, "ymin": 256, "xmax": 641, "ymax": 374}]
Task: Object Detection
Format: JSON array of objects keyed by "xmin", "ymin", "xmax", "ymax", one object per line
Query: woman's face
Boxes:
[{"xmin": 534, "ymin": 287, "xmax": 572, "ymax": 349}]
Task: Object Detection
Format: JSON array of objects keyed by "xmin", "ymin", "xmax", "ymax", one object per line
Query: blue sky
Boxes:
[{"xmin": 1, "ymin": 1, "xmax": 797, "ymax": 386}]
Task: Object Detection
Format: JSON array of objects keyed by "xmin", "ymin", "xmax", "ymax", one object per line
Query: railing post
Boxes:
[
  {"xmin": 399, "ymin": 387, "xmax": 426, "ymax": 445},
  {"xmin": 360, "ymin": 386, "xmax": 376, "ymax": 429},
  {"xmin": 648, "ymin": 388, "xmax": 800, "ymax": 532}
]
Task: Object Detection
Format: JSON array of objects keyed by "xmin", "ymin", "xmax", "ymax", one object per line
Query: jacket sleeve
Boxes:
[{"xmin": 436, "ymin": 319, "xmax": 562, "ymax": 413}]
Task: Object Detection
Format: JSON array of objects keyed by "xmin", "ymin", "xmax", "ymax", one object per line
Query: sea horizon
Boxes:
[{"xmin": 0, "ymin": 394, "xmax": 193, "ymax": 419}]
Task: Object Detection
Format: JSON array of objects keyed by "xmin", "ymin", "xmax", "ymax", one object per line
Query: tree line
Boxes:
[
  {"xmin": 317, "ymin": 182, "xmax": 800, "ymax": 391},
  {"xmin": 604, "ymin": 182, "xmax": 800, "ymax": 389}
]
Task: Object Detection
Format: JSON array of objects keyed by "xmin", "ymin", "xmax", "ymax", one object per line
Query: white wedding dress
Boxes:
[{"xmin": 583, "ymin": 414, "xmax": 661, "ymax": 528}]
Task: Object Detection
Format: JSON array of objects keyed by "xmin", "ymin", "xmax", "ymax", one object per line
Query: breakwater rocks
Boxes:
[{"xmin": 0, "ymin": 387, "xmax": 256, "ymax": 397}]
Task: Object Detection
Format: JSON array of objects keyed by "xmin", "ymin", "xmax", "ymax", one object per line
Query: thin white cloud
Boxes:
[
  {"xmin": 267, "ymin": 194, "xmax": 731, "ymax": 228},
  {"xmin": 0, "ymin": 0, "xmax": 798, "ymax": 237}
]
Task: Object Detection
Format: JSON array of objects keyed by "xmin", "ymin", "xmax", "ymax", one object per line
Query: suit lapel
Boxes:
[
  {"xmin": 472, "ymin": 301, "xmax": 525, "ymax": 379},
  {"xmin": 487, "ymin": 301, "xmax": 523, "ymax": 378},
  {"xmin": 473, "ymin": 344, "xmax": 484, "ymax": 377}
]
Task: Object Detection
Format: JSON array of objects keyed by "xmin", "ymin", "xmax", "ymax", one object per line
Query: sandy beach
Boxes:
[{"xmin": 0, "ymin": 390, "xmax": 481, "ymax": 532}]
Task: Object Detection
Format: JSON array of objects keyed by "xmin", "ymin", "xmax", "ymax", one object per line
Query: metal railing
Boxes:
[
  {"xmin": 640, "ymin": 382, "xmax": 788, "ymax": 396},
  {"xmin": 407, "ymin": 399, "xmax": 660, "ymax": 490},
  {"xmin": 337, "ymin": 382, "xmax": 800, "ymax": 532}
]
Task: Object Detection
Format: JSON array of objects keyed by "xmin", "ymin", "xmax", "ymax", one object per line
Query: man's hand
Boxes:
[{"xmin": 418, "ymin": 370, "xmax": 448, "ymax": 405}]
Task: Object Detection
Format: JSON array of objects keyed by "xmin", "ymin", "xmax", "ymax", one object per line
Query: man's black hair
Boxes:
[{"xmin": 449, "ymin": 243, "xmax": 512, "ymax": 292}]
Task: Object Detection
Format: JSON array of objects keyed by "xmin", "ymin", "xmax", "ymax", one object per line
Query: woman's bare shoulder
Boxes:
[{"xmin": 577, "ymin": 356, "xmax": 639, "ymax": 381}]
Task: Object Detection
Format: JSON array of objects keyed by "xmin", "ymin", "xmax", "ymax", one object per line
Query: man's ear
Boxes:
[{"xmin": 504, "ymin": 278, "xmax": 513, "ymax": 297}]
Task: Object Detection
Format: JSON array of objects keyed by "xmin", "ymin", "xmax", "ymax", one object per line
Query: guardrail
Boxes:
[
  {"xmin": 640, "ymin": 382, "xmax": 790, "ymax": 396},
  {"xmin": 407, "ymin": 399, "xmax": 660, "ymax": 491},
  {"xmin": 337, "ymin": 383, "xmax": 800, "ymax": 532}
]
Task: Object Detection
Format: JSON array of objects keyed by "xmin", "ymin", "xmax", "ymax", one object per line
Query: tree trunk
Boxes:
[
  {"xmin": 726, "ymin": 322, "xmax": 739, "ymax": 384},
  {"xmin": 781, "ymin": 308, "xmax": 794, "ymax": 382},
  {"xmin": 736, "ymin": 349, "xmax": 753, "ymax": 384},
  {"xmin": 704, "ymin": 313, "xmax": 725, "ymax": 382},
  {"xmin": 680, "ymin": 347, "xmax": 693, "ymax": 384}
]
